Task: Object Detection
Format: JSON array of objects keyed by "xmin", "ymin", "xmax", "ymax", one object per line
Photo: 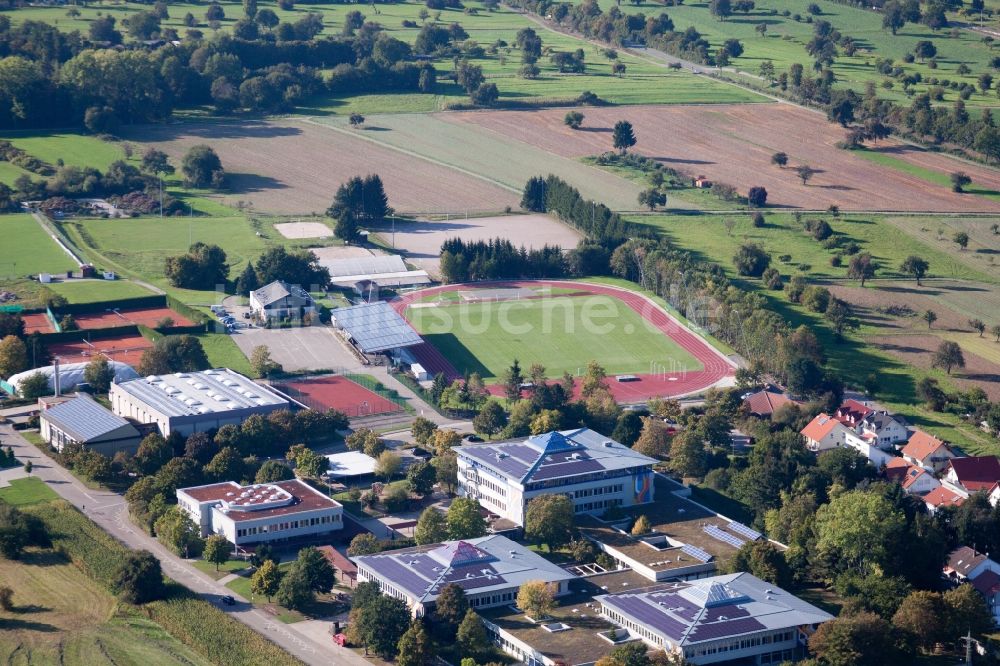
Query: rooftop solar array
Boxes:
[
  {"xmin": 457, "ymin": 428, "xmax": 658, "ymax": 485},
  {"xmin": 703, "ymin": 524, "xmax": 747, "ymax": 549},
  {"xmin": 351, "ymin": 535, "xmax": 574, "ymax": 603},
  {"xmin": 332, "ymin": 301, "xmax": 423, "ymax": 353},
  {"xmin": 42, "ymin": 393, "xmax": 138, "ymax": 442},
  {"xmin": 727, "ymin": 522, "xmax": 763, "ymax": 542},
  {"xmin": 597, "ymin": 573, "xmax": 835, "ymax": 648},
  {"xmin": 680, "ymin": 544, "xmax": 713, "ymax": 563}
]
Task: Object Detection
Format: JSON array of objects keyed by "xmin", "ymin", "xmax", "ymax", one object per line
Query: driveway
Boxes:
[
  {"xmin": 232, "ymin": 325, "xmax": 360, "ymax": 372},
  {"xmin": 0, "ymin": 424, "xmax": 371, "ymax": 666}
]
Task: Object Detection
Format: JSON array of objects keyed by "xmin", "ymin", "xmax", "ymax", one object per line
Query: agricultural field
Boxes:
[
  {"xmin": 122, "ymin": 119, "xmax": 521, "ymax": 215},
  {"xmin": 0, "ymin": 214, "xmax": 78, "ymax": 277},
  {"xmin": 586, "ymin": 0, "xmax": 1000, "ymax": 111},
  {"xmin": 0, "ymin": 546, "xmax": 213, "ymax": 666},
  {"xmin": 407, "ymin": 293, "xmax": 703, "ymax": 379},
  {"xmin": 314, "ymin": 115, "xmax": 645, "ymax": 210},
  {"xmin": 448, "ymin": 104, "xmax": 1000, "ymax": 212},
  {"xmin": 882, "ymin": 216, "xmax": 1000, "ymax": 280},
  {"xmin": 0, "ymin": 131, "xmax": 126, "ymax": 174}
]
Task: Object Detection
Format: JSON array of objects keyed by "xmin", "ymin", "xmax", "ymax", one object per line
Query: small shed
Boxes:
[{"xmin": 693, "ymin": 175, "xmax": 713, "ymax": 188}]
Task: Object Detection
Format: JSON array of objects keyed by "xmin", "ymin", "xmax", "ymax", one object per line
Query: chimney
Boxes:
[{"xmin": 54, "ymin": 356, "xmax": 61, "ymax": 397}]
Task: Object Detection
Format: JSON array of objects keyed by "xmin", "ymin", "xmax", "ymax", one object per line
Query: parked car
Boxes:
[
  {"xmin": 242, "ymin": 312, "xmax": 251, "ymax": 319},
  {"xmin": 221, "ymin": 595, "xmax": 235, "ymax": 606}
]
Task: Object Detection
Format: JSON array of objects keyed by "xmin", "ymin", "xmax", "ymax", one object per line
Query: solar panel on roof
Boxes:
[
  {"xmin": 333, "ymin": 302, "xmax": 423, "ymax": 353},
  {"xmin": 703, "ymin": 525, "xmax": 746, "ymax": 548},
  {"xmin": 727, "ymin": 522, "xmax": 762, "ymax": 541},
  {"xmin": 680, "ymin": 544, "xmax": 712, "ymax": 562}
]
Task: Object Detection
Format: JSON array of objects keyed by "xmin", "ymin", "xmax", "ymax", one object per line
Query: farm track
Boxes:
[{"xmin": 392, "ymin": 280, "xmax": 735, "ymax": 401}]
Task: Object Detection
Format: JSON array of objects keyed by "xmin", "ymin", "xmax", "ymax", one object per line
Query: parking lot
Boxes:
[{"xmin": 232, "ymin": 324, "xmax": 359, "ymax": 372}]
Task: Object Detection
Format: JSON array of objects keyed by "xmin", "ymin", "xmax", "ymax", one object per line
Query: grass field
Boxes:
[
  {"xmin": 0, "ymin": 131, "xmax": 125, "ymax": 174},
  {"xmin": 0, "ymin": 547, "xmax": 214, "ymax": 666},
  {"xmin": 637, "ymin": 211, "xmax": 998, "ymax": 283},
  {"xmin": 314, "ymin": 115, "xmax": 644, "ymax": 210},
  {"xmin": 0, "ymin": 214, "xmax": 78, "ymax": 277},
  {"xmin": 196, "ymin": 332, "xmax": 255, "ymax": 376},
  {"xmin": 0, "ymin": 477, "xmax": 57, "ymax": 507},
  {"xmin": 407, "ymin": 294, "xmax": 703, "ymax": 379},
  {"xmin": 46, "ymin": 279, "xmax": 157, "ymax": 304},
  {"xmin": 881, "ymin": 216, "xmax": 1000, "ymax": 282}
]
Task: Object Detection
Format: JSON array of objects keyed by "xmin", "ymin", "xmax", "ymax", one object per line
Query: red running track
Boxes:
[{"xmin": 392, "ymin": 281, "xmax": 735, "ymax": 402}]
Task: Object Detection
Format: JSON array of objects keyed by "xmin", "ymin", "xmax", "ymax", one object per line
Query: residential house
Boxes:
[
  {"xmin": 944, "ymin": 456, "xmax": 1000, "ymax": 496},
  {"xmin": 902, "ymin": 431, "xmax": 956, "ymax": 474},
  {"xmin": 833, "ymin": 399, "xmax": 873, "ymax": 427},
  {"xmin": 884, "ymin": 458, "xmax": 940, "ymax": 495},
  {"xmin": 800, "ymin": 413, "xmax": 850, "ymax": 452},
  {"xmin": 853, "ymin": 410, "xmax": 908, "ymax": 449},
  {"xmin": 743, "ymin": 390, "xmax": 794, "ymax": 418},
  {"xmin": 249, "ymin": 280, "xmax": 316, "ymax": 322},
  {"xmin": 944, "ymin": 546, "xmax": 1000, "ymax": 625},
  {"xmin": 924, "ymin": 486, "xmax": 966, "ymax": 514}
]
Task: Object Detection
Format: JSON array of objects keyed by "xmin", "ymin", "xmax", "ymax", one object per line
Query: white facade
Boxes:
[
  {"xmin": 110, "ymin": 368, "xmax": 290, "ymax": 437},
  {"xmin": 177, "ymin": 479, "xmax": 343, "ymax": 547},
  {"xmin": 455, "ymin": 430, "xmax": 656, "ymax": 527}
]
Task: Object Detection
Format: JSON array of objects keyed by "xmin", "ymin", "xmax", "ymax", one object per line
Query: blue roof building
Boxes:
[{"xmin": 455, "ymin": 428, "xmax": 657, "ymax": 527}]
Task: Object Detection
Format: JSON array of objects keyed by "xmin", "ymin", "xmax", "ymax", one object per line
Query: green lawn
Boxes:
[
  {"xmin": 47, "ymin": 279, "xmax": 157, "ymax": 303},
  {"xmin": 407, "ymin": 294, "xmax": 702, "ymax": 379},
  {"xmin": 192, "ymin": 558, "xmax": 249, "ymax": 580},
  {"xmin": 0, "ymin": 213, "xmax": 79, "ymax": 277},
  {"xmin": 0, "ymin": 477, "xmax": 58, "ymax": 506},
  {"xmin": 0, "ymin": 130, "xmax": 125, "ymax": 173},
  {"xmin": 196, "ymin": 332, "xmax": 254, "ymax": 376}
]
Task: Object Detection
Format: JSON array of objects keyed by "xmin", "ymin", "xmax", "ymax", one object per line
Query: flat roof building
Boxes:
[
  {"xmin": 39, "ymin": 393, "xmax": 142, "ymax": 456},
  {"xmin": 325, "ymin": 450, "xmax": 378, "ymax": 480},
  {"xmin": 456, "ymin": 429, "xmax": 657, "ymax": 527},
  {"xmin": 598, "ymin": 573, "xmax": 833, "ymax": 665},
  {"xmin": 177, "ymin": 479, "xmax": 343, "ymax": 547},
  {"xmin": 352, "ymin": 535, "xmax": 576, "ymax": 617},
  {"xmin": 110, "ymin": 368, "xmax": 290, "ymax": 437}
]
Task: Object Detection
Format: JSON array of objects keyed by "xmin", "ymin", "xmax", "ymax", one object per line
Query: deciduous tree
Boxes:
[{"xmin": 525, "ymin": 494, "xmax": 574, "ymax": 549}]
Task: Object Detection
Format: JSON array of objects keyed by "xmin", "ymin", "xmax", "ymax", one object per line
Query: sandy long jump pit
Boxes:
[
  {"xmin": 367, "ymin": 213, "xmax": 584, "ymax": 276},
  {"xmin": 444, "ymin": 104, "xmax": 1000, "ymax": 213},
  {"xmin": 275, "ymin": 221, "xmax": 333, "ymax": 239}
]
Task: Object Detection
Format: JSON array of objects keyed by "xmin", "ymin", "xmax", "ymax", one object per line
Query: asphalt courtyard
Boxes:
[{"xmin": 231, "ymin": 325, "xmax": 358, "ymax": 372}]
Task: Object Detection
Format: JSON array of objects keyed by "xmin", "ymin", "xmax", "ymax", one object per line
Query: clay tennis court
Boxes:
[
  {"xmin": 277, "ymin": 376, "xmax": 403, "ymax": 417},
  {"xmin": 444, "ymin": 104, "xmax": 1000, "ymax": 213},
  {"xmin": 22, "ymin": 312, "xmax": 53, "ymax": 334},
  {"xmin": 72, "ymin": 306, "xmax": 193, "ymax": 330},
  {"xmin": 47, "ymin": 334, "xmax": 153, "ymax": 368},
  {"xmin": 393, "ymin": 280, "xmax": 736, "ymax": 402}
]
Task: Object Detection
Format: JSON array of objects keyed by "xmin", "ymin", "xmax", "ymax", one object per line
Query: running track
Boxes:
[{"xmin": 391, "ymin": 281, "xmax": 736, "ymax": 402}]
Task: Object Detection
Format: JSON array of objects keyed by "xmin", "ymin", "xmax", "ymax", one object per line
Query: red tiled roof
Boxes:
[
  {"xmin": 801, "ymin": 413, "xmax": 844, "ymax": 442},
  {"xmin": 925, "ymin": 486, "xmax": 965, "ymax": 509},
  {"xmin": 902, "ymin": 431, "xmax": 950, "ymax": 462},
  {"xmin": 902, "ymin": 466, "xmax": 929, "ymax": 490},
  {"xmin": 317, "ymin": 545, "xmax": 357, "ymax": 574},
  {"xmin": 885, "ymin": 457, "xmax": 910, "ymax": 483},
  {"xmin": 744, "ymin": 390, "xmax": 792, "ymax": 416},
  {"xmin": 949, "ymin": 456, "xmax": 1000, "ymax": 491},
  {"xmin": 835, "ymin": 399, "xmax": 874, "ymax": 425}
]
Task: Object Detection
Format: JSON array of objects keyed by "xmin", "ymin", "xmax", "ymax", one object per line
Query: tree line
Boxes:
[{"xmin": 439, "ymin": 237, "xmax": 568, "ymax": 283}]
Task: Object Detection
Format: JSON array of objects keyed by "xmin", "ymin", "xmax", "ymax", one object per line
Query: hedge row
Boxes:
[{"xmin": 55, "ymin": 294, "xmax": 166, "ymax": 316}]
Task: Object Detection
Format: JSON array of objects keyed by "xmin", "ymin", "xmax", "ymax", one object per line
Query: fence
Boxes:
[
  {"xmin": 46, "ymin": 304, "xmax": 62, "ymax": 333},
  {"xmin": 0, "ymin": 379, "xmax": 15, "ymax": 395}
]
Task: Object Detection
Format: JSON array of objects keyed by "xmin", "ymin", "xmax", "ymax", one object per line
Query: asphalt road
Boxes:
[{"xmin": 0, "ymin": 423, "xmax": 371, "ymax": 666}]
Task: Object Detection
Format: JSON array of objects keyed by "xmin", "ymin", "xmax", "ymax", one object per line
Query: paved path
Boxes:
[{"xmin": 0, "ymin": 424, "xmax": 371, "ymax": 666}]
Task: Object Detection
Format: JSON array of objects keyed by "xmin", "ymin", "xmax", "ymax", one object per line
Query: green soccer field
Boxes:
[{"xmin": 407, "ymin": 294, "xmax": 702, "ymax": 380}]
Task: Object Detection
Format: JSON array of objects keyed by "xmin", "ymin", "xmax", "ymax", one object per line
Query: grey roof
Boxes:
[
  {"xmin": 320, "ymin": 254, "xmax": 407, "ymax": 278},
  {"xmin": 597, "ymin": 573, "xmax": 833, "ymax": 647},
  {"xmin": 331, "ymin": 301, "xmax": 423, "ymax": 353},
  {"xmin": 352, "ymin": 535, "xmax": 575, "ymax": 605},
  {"xmin": 457, "ymin": 428, "xmax": 657, "ymax": 486},
  {"xmin": 252, "ymin": 281, "xmax": 311, "ymax": 307},
  {"xmin": 42, "ymin": 393, "xmax": 139, "ymax": 443},
  {"xmin": 114, "ymin": 368, "xmax": 289, "ymax": 418},
  {"xmin": 947, "ymin": 546, "xmax": 991, "ymax": 577}
]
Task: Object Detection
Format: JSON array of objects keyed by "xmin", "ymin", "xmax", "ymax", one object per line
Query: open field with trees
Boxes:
[{"xmin": 449, "ymin": 104, "xmax": 1000, "ymax": 211}]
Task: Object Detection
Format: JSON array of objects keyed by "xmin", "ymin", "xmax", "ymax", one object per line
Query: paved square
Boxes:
[{"xmin": 274, "ymin": 221, "xmax": 333, "ymax": 239}]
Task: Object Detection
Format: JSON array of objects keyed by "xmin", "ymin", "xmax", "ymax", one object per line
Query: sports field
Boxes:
[
  {"xmin": 277, "ymin": 375, "xmax": 404, "ymax": 417},
  {"xmin": 407, "ymin": 291, "xmax": 702, "ymax": 380},
  {"xmin": 0, "ymin": 214, "xmax": 78, "ymax": 277},
  {"xmin": 47, "ymin": 334, "xmax": 154, "ymax": 368}
]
